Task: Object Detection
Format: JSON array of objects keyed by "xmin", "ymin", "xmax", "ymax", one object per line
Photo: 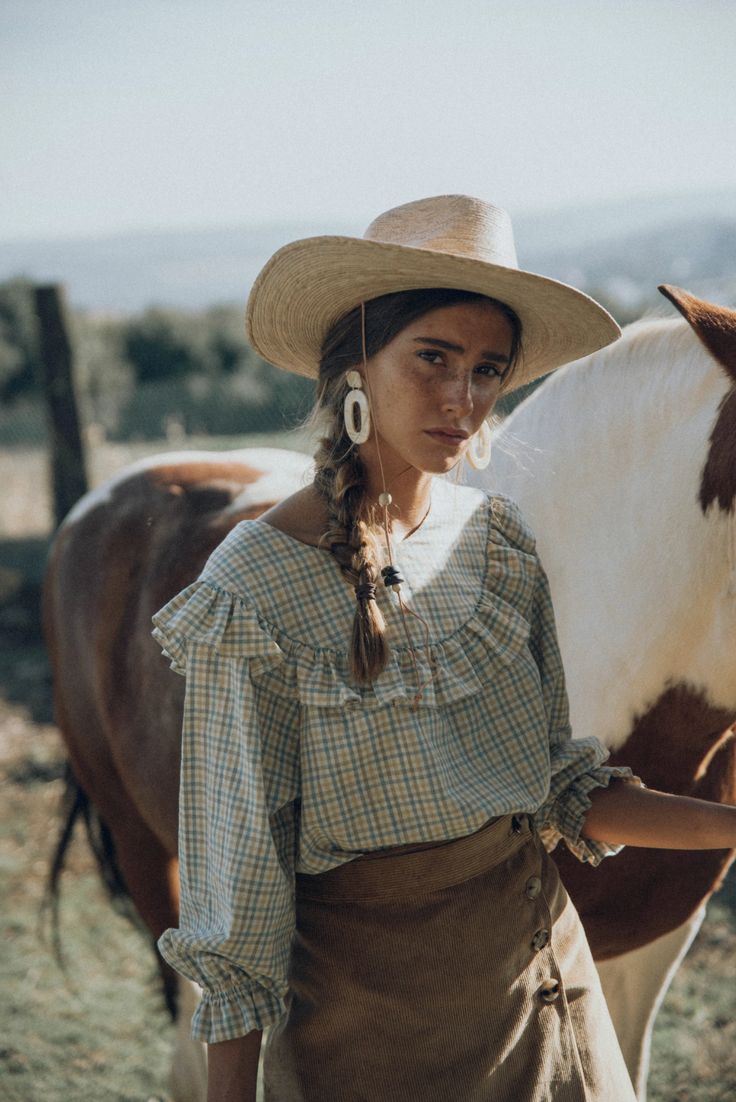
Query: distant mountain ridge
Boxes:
[{"xmin": 1, "ymin": 190, "xmax": 735, "ymax": 314}]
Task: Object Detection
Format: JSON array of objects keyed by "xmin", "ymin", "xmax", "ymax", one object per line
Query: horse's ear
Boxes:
[
  {"xmin": 658, "ymin": 285, "xmax": 736, "ymax": 383},
  {"xmin": 663, "ymin": 285, "xmax": 736, "ymax": 513}
]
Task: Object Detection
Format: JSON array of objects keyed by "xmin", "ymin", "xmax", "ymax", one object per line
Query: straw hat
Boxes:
[{"xmin": 245, "ymin": 194, "xmax": 620, "ymax": 390}]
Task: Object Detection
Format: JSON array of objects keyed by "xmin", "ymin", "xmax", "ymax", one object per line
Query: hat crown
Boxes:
[{"xmin": 363, "ymin": 194, "xmax": 519, "ymax": 269}]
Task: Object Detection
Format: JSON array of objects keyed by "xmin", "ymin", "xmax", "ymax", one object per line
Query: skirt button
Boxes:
[
  {"xmin": 539, "ymin": 979, "xmax": 560, "ymax": 1003},
  {"xmin": 531, "ymin": 928, "xmax": 550, "ymax": 951},
  {"xmin": 525, "ymin": 876, "xmax": 542, "ymax": 899}
]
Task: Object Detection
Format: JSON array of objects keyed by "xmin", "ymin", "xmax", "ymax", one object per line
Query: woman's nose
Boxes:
[{"xmin": 442, "ymin": 373, "xmax": 474, "ymax": 415}]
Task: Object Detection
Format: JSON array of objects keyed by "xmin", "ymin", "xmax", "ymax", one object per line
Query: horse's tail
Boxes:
[
  {"xmin": 44, "ymin": 762, "xmax": 139, "ymax": 962},
  {"xmin": 44, "ymin": 763, "xmax": 178, "ymax": 1018}
]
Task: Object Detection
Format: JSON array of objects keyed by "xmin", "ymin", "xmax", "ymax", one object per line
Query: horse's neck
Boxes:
[
  {"xmin": 494, "ymin": 320, "xmax": 722, "ymax": 512},
  {"xmin": 488, "ymin": 319, "xmax": 736, "ymax": 750}
]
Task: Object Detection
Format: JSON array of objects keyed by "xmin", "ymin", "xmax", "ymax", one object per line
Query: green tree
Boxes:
[
  {"xmin": 0, "ymin": 278, "xmax": 42, "ymax": 403},
  {"xmin": 123, "ymin": 308, "xmax": 217, "ymax": 383}
]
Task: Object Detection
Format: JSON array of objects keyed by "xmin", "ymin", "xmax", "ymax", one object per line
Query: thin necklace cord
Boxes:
[{"xmin": 359, "ymin": 302, "xmax": 438, "ymax": 707}]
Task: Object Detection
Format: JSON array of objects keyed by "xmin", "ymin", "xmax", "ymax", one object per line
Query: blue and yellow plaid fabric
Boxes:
[{"xmin": 152, "ymin": 480, "xmax": 636, "ymax": 1042}]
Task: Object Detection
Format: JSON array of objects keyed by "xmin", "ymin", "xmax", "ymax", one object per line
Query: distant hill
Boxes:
[
  {"xmin": 1, "ymin": 189, "xmax": 735, "ymax": 314},
  {"xmin": 0, "ymin": 221, "xmax": 342, "ymax": 313},
  {"xmin": 525, "ymin": 217, "xmax": 736, "ymax": 313}
]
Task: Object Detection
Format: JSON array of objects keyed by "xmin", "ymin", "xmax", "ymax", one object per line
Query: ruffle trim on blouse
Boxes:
[
  {"xmin": 488, "ymin": 493, "xmax": 537, "ymax": 555},
  {"xmin": 151, "ymin": 580, "xmax": 283, "ymax": 677},
  {"xmin": 536, "ymin": 766, "xmax": 644, "ymax": 866},
  {"xmin": 152, "ymin": 576, "xmax": 535, "ymax": 709},
  {"xmin": 151, "ymin": 493, "xmax": 542, "ymax": 710},
  {"xmin": 190, "ymin": 976, "xmax": 287, "ymax": 1043}
]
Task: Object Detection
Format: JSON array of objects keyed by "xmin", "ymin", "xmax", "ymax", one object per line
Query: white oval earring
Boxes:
[
  {"xmin": 466, "ymin": 419, "xmax": 492, "ymax": 470},
  {"xmin": 343, "ymin": 370, "xmax": 371, "ymax": 444}
]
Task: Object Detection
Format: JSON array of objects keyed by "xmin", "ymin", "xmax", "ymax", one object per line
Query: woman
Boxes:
[{"xmin": 152, "ymin": 196, "xmax": 736, "ymax": 1102}]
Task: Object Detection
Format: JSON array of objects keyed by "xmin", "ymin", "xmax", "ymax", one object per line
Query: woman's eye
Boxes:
[
  {"xmin": 476, "ymin": 363, "xmax": 502, "ymax": 378},
  {"xmin": 417, "ymin": 350, "xmax": 444, "ymax": 365}
]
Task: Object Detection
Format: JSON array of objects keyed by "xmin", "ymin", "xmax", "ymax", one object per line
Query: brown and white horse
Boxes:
[{"xmin": 45, "ymin": 287, "xmax": 736, "ymax": 1101}]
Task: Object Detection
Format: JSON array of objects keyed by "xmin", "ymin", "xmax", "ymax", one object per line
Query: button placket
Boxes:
[
  {"xmin": 518, "ymin": 832, "xmax": 560, "ymax": 1015},
  {"xmin": 521, "ymin": 849, "xmax": 547, "ymax": 944}
]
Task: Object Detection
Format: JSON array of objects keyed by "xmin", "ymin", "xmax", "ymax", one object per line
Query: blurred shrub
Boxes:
[
  {"xmin": 0, "ymin": 283, "xmax": 315, "ymax": 442},
  {"xmin": 116, "ymin": 372, "xmax": 314, "ymax": 441},
  {"xmin": 0, "ymin": 278, "xmax": 43, "ymax": 404}
]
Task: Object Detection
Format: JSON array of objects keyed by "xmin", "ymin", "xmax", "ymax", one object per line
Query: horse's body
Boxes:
[{"xmin": 45, "ymin": 289, "xmax": 736, "ymax": 1101}]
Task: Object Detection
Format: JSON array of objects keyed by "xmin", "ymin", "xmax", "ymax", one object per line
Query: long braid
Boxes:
[
  {"xmin": 313, "ymin": 400, "xmax": 389, "ymax": 684},
  {"xmin": 310, "ymin": 287, "xmax": 522, "ymax": 687}
]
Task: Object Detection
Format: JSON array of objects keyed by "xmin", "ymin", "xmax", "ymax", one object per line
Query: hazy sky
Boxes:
[{"xmin": 3, "ymin": 0, "xmax": 735, "ymax": 241}]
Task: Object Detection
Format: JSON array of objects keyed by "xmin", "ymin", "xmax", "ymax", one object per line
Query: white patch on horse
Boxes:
[
  {"xmin": 470, "ymin": 317, "xmax": 736, "ymax": 752},
  {"xmin": 225, "ymin": 450, "xmax": 314, "ymax": 514},
  {"xmin": 597, "ymin": 908, "xmax": 705, "ymax": 1101}
]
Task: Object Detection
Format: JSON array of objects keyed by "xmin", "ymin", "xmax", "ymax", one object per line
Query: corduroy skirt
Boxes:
[{"xmin": 263, "ymin": 814, "xmax": 636, "ymax": 1102}]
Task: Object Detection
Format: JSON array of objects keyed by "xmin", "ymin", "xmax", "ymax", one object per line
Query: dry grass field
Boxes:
[
  {"xmin": 1, "ymin": 436, "xmax": 735, "ymax": 1101},
  {"xmin": 0, "ymin": 430, "xmax": 315, "ymax": 539}
]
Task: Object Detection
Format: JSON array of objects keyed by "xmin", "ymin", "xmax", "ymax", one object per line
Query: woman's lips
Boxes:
[{"xmin": 424, "ymin": 429, "xmax": 468, "ymax": 446}]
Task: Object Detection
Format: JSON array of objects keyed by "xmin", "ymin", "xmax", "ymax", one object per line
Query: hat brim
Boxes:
[{"xmin": 245, "ymin": 236, "xmax": 621, "ymax": 391}]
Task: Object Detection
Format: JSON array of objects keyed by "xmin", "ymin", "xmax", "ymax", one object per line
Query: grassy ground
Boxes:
[
  {"xmin": 1, "ymin": 436, "xmax": 735, "ymax": 1100},
  {"xmin": 1, "ymin": 703, "xmax": 175, "ymax": 1102},
  {"xmin": 0, "ymin": 429, "xmax": 315, "ymax": 539}
]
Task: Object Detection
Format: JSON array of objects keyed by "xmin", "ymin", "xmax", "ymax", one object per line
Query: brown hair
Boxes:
[{"xmin": 311, "ymin": 287, "xmax": 522, "ymax": 685}]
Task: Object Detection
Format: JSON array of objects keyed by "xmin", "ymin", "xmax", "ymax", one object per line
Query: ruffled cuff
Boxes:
[
  {"xmin": 189, "ymin": 977, "xmax": 287, "ymax": 1043},
  {"xmin": 536, "ymin": 765, "xmax": 644, "ymax": 866}
]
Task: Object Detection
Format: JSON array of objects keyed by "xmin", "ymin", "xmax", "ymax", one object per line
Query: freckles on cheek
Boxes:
[
  {"xmin": 370, "ymin": 360, "xmax": 428, "ymax": 428},
  {"xmin": 382, "ymin": 375, "xmax": 415, "ymax": 413},
  {"xmin": 404, "ymin": 369, "xmax": 431, "ymax": 402}
]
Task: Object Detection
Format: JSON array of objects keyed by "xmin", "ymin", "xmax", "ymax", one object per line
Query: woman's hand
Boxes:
[
  {"xmin": 207, "ymin": 1029, "xmax": 262, "ymax": 1102},
  {"xmin": 582, "ymin": 781, "xmax": 736, "ymax": 851}
]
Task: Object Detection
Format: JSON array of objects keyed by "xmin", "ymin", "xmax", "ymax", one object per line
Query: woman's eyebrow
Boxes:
[{"xmin": 412, "ymin": 336, "xmax": 510, "ymax": 364}]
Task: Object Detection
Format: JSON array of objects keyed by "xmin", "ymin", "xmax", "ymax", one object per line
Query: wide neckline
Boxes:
[{"xmin": 250, "ymin": 487, "xmax": 446, "ymax": 556}]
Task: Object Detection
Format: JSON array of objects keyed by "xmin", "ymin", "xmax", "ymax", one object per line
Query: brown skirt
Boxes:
[{"xmin": 263, "ymin": 814, "xmax": 636, "ymax": 1102}]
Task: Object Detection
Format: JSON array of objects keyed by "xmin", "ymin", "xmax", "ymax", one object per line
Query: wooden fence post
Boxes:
[{"xmin": 34, "ymin": 284, "xmax": 89, "ymax": 527}]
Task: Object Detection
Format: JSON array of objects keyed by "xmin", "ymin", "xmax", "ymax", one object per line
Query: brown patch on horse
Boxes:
[
  {"xmin": 554, "ymin": 683, "xmax": 736, "ymax": 960},
  {"xmin": 145, "ymin": 461, "xmax": 281, "ymax": 522},
  {"xmin": 659, "ymin": 285, "xmax": 736, "ymax": 380},
  {"xmin": 146, "ymin": 460, "xmax": 265, "ymax": 488},
  {"xmin": 52, "ymin": 464, "xmax": 282, "ymax": 846},
  {"xmin": 658, "ymin": 285, "xmax": 736, "ymax": 514},
  {"xmin": 700, "ymin": 388, "xmax": 736, "ymax": 513}
]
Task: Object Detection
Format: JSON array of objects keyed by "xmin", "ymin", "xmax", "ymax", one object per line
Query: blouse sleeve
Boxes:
[
  {"xmin": 151, "ymin": 580, "xmax": 299, "ymax": 1043},
  {"xmin": 527, "ymin": 552, "xmax": 641, "ymax": 865}
]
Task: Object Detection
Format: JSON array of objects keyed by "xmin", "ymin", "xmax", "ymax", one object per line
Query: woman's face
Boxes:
[{"xmin": 361, "ymin": 300, "xmax": 514, "ymax": 477}]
